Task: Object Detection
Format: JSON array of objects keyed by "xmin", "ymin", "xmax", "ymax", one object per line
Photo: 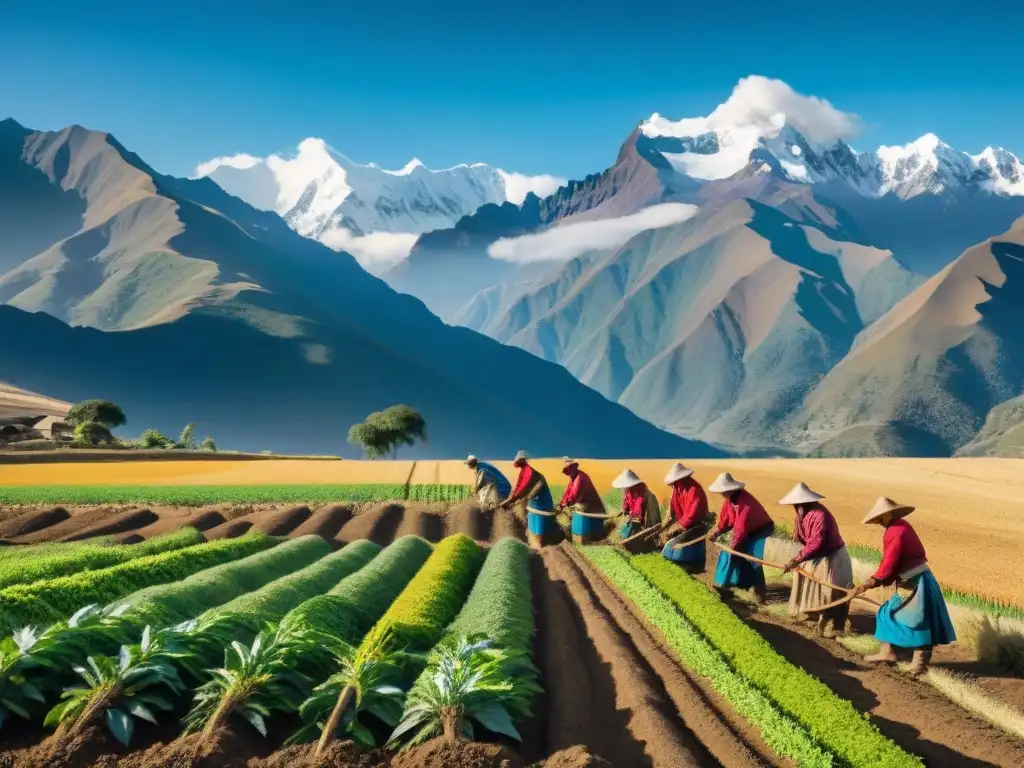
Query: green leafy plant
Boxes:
[
  {"xmin": 200, "ymin": 436, "xmax": 217, "ymax": 452},
  {"xmin": 347, "ymin": 405, "xmax": 427, "ymax": 459},
  {"xmin": 183, "ymin": 626, "xmax": 314, "ymax": 744},
  {"xmin": 291, "ymin": 629, "xmax": 405, "ymax": 754},
  {"xmin": 177, "ymin": 423, "xmax": 199, "ymax": 451},
  {"xmin": 44, "ymin": 622, "xmax": 195, "ymax": 747},
  {"xmin": 632, "ymin": 554, "xmax": 922, "ymax": 768},
  {"xmin": 137, "ymin": 429, "xmax": 173, "ymax": 449},
  {"xmin": 389, "ymin": 635, "xmax": 536, "ymax": 749},
  {"xmin": 71, "ymin": 421, "xmax": 115, "ymax": 448},
  {"xmin": 66, "ymin": 400, "xmax": 126, "ymax": 429}
]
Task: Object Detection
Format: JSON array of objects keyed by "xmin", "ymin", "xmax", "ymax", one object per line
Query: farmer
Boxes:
[
  {"xmin": 465, "ymin": 455, "xmax": 512, "ymax": 508},
  {"xmin": 851, "ymin": 497, "xmax": 956, "ymax": 676},
  {"xmin": 660, "ymin": 463, "xmax": 710, "ymax": 573},
  {"xmin": 555, "ymin": 458, "xmax": 606, "ymax": 520},
  {"xmin": 613, "ymin": 469, "xmax": 661, "ymax": 540},
  {"xmin": 707, "ymin": 472, "xmax": 774, "ymax": 603},
  {"xmin": 500, "ymin": 450, "xmax": 555, "ymax": 521},
  {"xmin": 779, "ymin": 482, "xmax": 854, "ymax": 637}
]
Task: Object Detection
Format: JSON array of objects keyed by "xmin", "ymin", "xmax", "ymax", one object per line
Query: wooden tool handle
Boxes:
[{"xmin": 619, "ymin": 523, "xmax": 661, "ymax": 545}]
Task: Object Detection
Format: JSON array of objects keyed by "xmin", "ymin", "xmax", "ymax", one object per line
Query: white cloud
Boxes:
[
  {"xmin": 488, "ymin": 203, "xmax": 699, "ymax": 264},
  {"xmin": 318, "ymin": 227, "xmax": 419, "ymax": 273},
  {"xmin": 643, "ymin": 75, "xmax": 862, "ymax": 146},
  {"xmin": 193, "ymin": 153, "xmax": 263, "ymax": 178},
  {"xmin": 498, "ymin": 170, "xmax": 567, "ymax": 204}
]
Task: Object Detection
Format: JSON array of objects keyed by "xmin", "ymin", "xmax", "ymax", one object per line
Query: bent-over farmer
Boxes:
[
  {"xmin": 465, "ymin": 455, "xmax": 512, "ymax": 508},
  {"xmin": 556, "ymin": 458, "xmax": 606, "ymax": 518},
  {"xmin": 613, "ymin": 469, "xmax": 661, "ymax": 540},
  {"xmin": 851, "ymin": 497, "xmax": 956, "ymax": 676},
  {"xmin": 708, "ymin": 472, "xmax": 774, "ymax": 604},
  {"xmin": 779, "ymin": 482, "xmax": 854, "ymax": 637},
  {"xmin": 661, "ymin": 463, "xmax": 710, "ymax": 573},
  {"xmin": 500, "ymin": 451, "xmax": 554, "ymax": 521}
]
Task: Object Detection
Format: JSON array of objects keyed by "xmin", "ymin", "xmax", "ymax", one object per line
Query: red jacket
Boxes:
[
  {"xmin": 794, "ymin": 504, "xmax": 845, "ymax": 562},
  {"xmin": 872, "ymin": 519, "xmax": 927, "ymax": 585},
  {"xmin": 670, "ymin": 479, "xmax": 708, "ymax": 529},
  {"xmin": 561, "ymin": 470, "xmax": 594, "ymax": 506},
  {"xmin": 622, "ymin": 484, "xmax": 650, "ymax": 523},
  {"xmin": 509, "ymin": 464, "xmax": 535, "ymax": 500},
  {"xmin": 714, "ymin": 490, "xmax": 773, "ymax": 550}
]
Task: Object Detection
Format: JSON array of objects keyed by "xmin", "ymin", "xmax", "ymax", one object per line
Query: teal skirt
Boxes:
[
  {"xmin": 713, "ymin": 525, "xmax": 773, "ymax": 589},
  {"xmin": 618, "ymin": 520, "xmax": 644, "ymax": 539},
  {"xmin": 663, "ymin": 523, "xmax": 708, "ymax": 565},
  {"xmin": 875, "ymin": 568, "xmax": 956, "ymax": 648}
]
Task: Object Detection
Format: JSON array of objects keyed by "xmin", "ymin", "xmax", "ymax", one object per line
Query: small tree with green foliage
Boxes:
[
  {"xmin": 200, "ymin": 436, "xmax": 217, "ymax": 452},
  {"xmin": 71, "ymin": 422, "xmax": 114, "ymax": 448},
  {"xmin": 347, "ymin": 406, "xmax": 427, "ymax": 459},
  {"xmin": 138, "ymin": 429, "xmax": 173, "ymax": 449},
  {"xmin": 66, "ymin": 400, "xmax": 126, "ymax": 429},
  {"xmin": 177, "ymin": 423, "xmax": 199, "ymax": 451}
]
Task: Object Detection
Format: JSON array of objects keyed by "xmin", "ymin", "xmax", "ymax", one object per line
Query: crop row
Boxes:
[
  {"xmin": 0, "ymin": 533, "xmax": 278, "ymax": 633},
  {"xmin": 631, "ymin": 554, "xmax": 922, "ymax": 768},
  {"xmin": 0, "ymin": 483, "xmax": 471, "ymax": 507},
  {"xmin": 282, "ymin": 535, "xmax": 435, "ymax": 646},
  {"xmin": 0, "ymin": 527, "xmax": 204, "ymax": 590},
  {"xmin": 361, "ymin": 533, "xmax": 485, "ymax": 653},
  {"xmin": 582, "ymin": 546, "xmax": 834, "ymax": 767}
]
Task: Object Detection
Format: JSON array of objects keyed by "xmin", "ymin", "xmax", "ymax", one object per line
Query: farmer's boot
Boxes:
[
  {"xmin": 830, "ymin": 614, "xmax": 847, "ymax": 638},
  {"xmin": 865, "ymin": 642, "xmax": 897, "ymax": 663},
  {"xmin": 752, "ymin": 585, "xmax": 768, "ymax": 605},
  {"xmin": 814, "ymin": 615, "xmax": 828, "ymax": 638},
  {"xmin": 909, "ymin": 647, "xmax": 932, "ymax": 677}
]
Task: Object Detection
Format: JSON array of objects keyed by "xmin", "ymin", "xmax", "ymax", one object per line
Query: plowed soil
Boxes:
[
  {"xmin": 335, "ymin": 503, "xmax": 405, "ymax": 546},
  {"xmin": 11, "ymin": 507, "xmax": 124, "ymax": 543},
  {"xmin": 249, "ymin": 505, "xmax": 312, "ymax": 535},
  {"xmin": 448, "ymin": 502, "xmax": 492, "ymax": 541},
  {"xmin": 393, "ymin": 504, "xmax": 446, "ymax": 542},
  {"xmin": 203, "ymin": 518, "xmax": 255, "ymax": 540},
  {"xmin": 60, "ymin": 508, "xmax": 158, "ymax": 542},
  {"xmin": 289, "ymin": 504, "xmax": 353, "ymax": 539},
  {"xmin": 0, "ymin": 506, "xmax": 69, "ymax": 538},
  {"xmin": 531, "ymin": 543, "xmax": 713, "ymax": 767},
  {"xmin": 114, "ymin": 509, "xmax": 227, "ymax": 542}
]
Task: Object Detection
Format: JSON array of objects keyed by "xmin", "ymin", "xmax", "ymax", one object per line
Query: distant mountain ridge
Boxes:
[{"xmin": 0, "ymin": 116, "xmax": 719, "ymax": 459}]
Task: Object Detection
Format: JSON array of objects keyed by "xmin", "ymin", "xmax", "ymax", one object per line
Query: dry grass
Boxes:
[
  {"xmin": 2, "ymin": 456, "xmax": 1023, "ymax": 608},
  {"xmin": 921, "ymin": 668, "xmax": 1024, "ymax": 741},
  {"xmin": 953, "ymin": 612, "xmax": 1024, "ymax": 675}
]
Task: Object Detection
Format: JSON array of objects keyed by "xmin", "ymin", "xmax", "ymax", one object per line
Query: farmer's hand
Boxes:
[
  {"xmin": 782, "ymin": 559, "xmax": 799, "ymax": 573},
  {"xmin": 851, "ymin": 583, "xmax": 868, "ymax": 596}
]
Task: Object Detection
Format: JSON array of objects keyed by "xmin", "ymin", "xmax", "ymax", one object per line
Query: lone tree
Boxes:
[
  {"xmin": 347, "ymin": 405, "xmax": 427, "ymax": 459},
  {"xmin": 66, "ymin": 400, "xmax": 126, "ymax": 429},
  {"xmin": 72, "ymin": 421, "xmax": 114, "ymax": 447},
  {"xmin": 178, "ymin": 423, "xmax": 199, "ymax": 451},
  {"xmin": 200, "ymin": 436, "xmax": 217, "ymax": 452}
]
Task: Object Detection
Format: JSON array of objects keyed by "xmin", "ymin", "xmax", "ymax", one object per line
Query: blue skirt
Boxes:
[
  {"xmin": 663, "ymin": 527, "xmax": 707, "ymax": 565},
  {"xmin": 875, "ymin": 569, "xmax": 956, "ymax": 648},
  {"xmin": 619, "ymin": 520, "xmax": 643, "ymax": 539},
  {"xmin": 714, "ymin": 527, "xmax": 772, "ymax": 589}
]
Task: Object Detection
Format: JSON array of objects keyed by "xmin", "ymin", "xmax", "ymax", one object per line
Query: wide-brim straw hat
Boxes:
[
  {"xmin": 514, "ymin": 450, "xmax": 530, "ymax": 462},
  {"xmin": 862, "ymin": 497, "xmax": 915, "ymax": 524},
  {"xmin": 664, "ymin": 463, "xmax": 694, "ymax": 484},
  {"xmin": 612, "ymin": 469, "xmax": 643, "ymax": 489},
  {"xmin": 562, "ymin": 456, "xmax": 579, "ymax": 469},
  {"xmin": 464, "ymin": 455, "xmax": 477, "ymax": 466},
  {"xmin": 708, "ymin": 472, "xmax": 745, "ymax": 493},
  {"xmin": 778, "ymin": 482, "xmax": 824, "ymax": 506}
]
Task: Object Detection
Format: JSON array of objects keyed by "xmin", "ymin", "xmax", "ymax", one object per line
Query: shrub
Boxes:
[
  {"xmin": 281, "ymin": 536, "xmax": 433, "ymax": 646},
  {"xmin": 361, "ymin": 534, "xmax": 484, "ymax": 653},
  {"xmin": 72, "ymin": 421, "xmax": 114, "ymax": 447},
  {"xmin": 121, "ymin": 535, "xmax": 330, "ymax": 629},
  {"xmin": 66, "ymin": 400, "xmax": 126, "ymax": 429},
  {"xmin": 632, "ymin": 554, "xmax": 921, "ymax": 768},
  {"xmin": 0, "ymin": 534, "xmax": 277, "ymax": 633},
  {"xmin": 0, "ymin": 528, "xmax": 204, "ymax": 590},
  {"xmin": 137, "ymin": 429, "xmax": 173, "ymax": 449},
  {"xmin": 200, "ymin": 436, "xmax": 217, "ymax": 452},
  {"xmin": 177, "ymin": 423, "xmax": 199, "ymax": 451},
  {"xmin": 199, "ymin": 540, "xmax": 381, "ymax": 637}
]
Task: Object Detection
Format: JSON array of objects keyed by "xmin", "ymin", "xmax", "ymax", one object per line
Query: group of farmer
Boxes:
[{"xmin": 465, "ymin": 453, "xmax": 955, "ymax": 676}]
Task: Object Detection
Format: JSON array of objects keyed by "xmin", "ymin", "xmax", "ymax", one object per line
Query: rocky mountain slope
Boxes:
[{"xmin": 0, "ymin": 117, "xmax": 719, "ymax": 458}]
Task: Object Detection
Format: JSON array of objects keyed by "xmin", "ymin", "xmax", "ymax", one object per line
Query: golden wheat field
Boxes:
[{"xmin": 1, "ymin": 457, "xmax": 1022, "ymax": 606}]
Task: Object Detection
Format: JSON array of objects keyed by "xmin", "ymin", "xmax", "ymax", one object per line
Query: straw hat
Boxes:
[
  {"xmin": 612, "ymin": 469, "xmax": 643, "ymax": 489},
  {"xmin": 514, "ymin": 450, "xmax": 530, "ymax": 462},
  {"xmin": 464, "ymin": 455, "xmax": 477, "ymax": 466},
  {"xmin": 562, "ymin": 457, "xmax": 579, "ymax": 469},
  {"xmin": 862, "ymin": 497, "xmax": 915, "ymax": 525},
  {"xmin": 708, "ymin": 472, "xmax": 745, "ymax": 493},
  {"xmin": 778, "ymin": 482, "xmax": 824, "ymax": 506},
  {"xmin": 664, "ymin": 463, "xmax": 694, "ymax": 484}
]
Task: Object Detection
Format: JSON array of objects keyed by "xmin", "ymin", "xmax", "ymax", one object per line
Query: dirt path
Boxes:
[
  {"xmin": 729, "ymin": 601, "xmax": 1024, "ymax": 767},
  {"xmin": 532, "ymin": 543, "xmax": 717, "ymax": 767}
]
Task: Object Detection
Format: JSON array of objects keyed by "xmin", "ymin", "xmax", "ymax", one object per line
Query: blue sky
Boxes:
[{"xmin": 2, "ymin": 0, "xmax": 1022, "ymax": 180}]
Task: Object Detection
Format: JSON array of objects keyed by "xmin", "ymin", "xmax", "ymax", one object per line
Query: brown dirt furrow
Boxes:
[
  {"xmin": 730, "ymin": 602, "xmax": 1024, "ymax": 768},
  {"xmin": 0, "ymin": 506, "xmax": 69, "ymax": 539},
  {"xmin": 335, "ymin": 503, "xmax": 404, "ymax": 546},
  {"xmin": 114, "ymin": 509, "xmax": 226, "ymax": 542},
  {"xmin": 10, "ymin": 507, "xmax": 123, "ymax": 543},
  {"xmin": 204, "ymin": 518, "xmax": 256, "ymax": 540},
  {"xmin": 447, "ymin": 501, "xmax": 493, "ymax": 542},
  {"xmin": 534, "ymin": 543, "xmax": 714, "ymax": 767},
  {"xmin": 562, "ymin": 546, "xmax": 778, "ymax": 768},
  {"xmin": 250, "ymin": 505, "xmax": 312, "ymax": 535},
  {"xmin": 491, "ymin": 507, "xmax": 524, "ymax": 542},
  {"xmin": 289, "ymin": 504, "xmax": 353, "ymax": 540},
  {"xmin": 58, "ymin": 508, "xmax": 158, "ymax": 542},
  {"xmin": 394, "ymin": 504, "xmax": 445, "ymax": 542}
]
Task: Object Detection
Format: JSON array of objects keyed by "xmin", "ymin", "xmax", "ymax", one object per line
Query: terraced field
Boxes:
[{"xmin": 0, "ymin": 493, "xmax": 1022, "ymax": 768}]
